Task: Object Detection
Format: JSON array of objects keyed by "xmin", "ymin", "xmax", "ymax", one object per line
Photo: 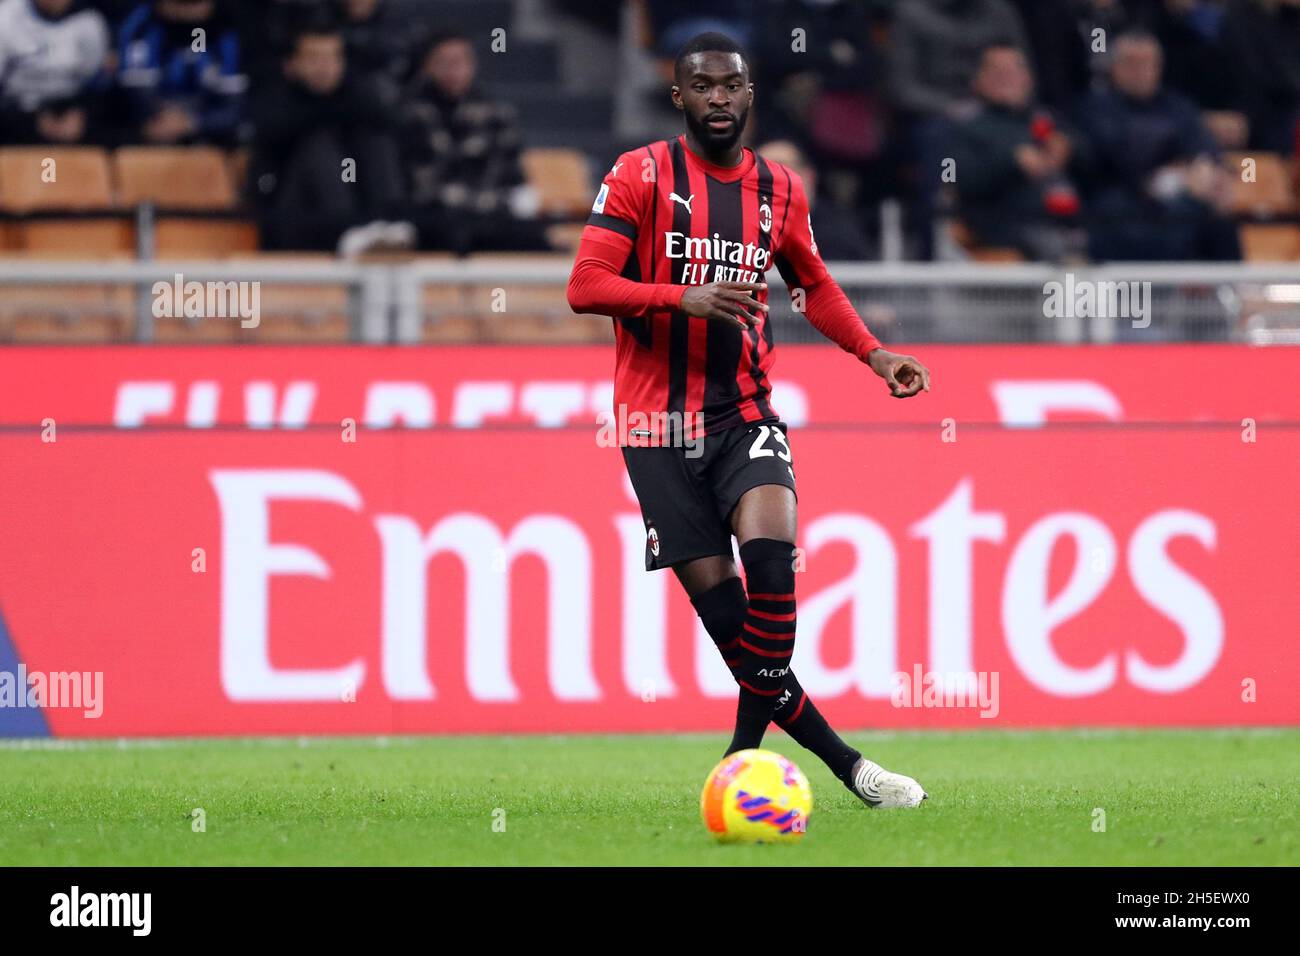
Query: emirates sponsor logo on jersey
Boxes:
[{"xmin": 663, "ymin": 231, "xmax": 770, "ymax": 285}]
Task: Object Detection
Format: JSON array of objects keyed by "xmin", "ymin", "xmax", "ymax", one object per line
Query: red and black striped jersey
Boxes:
[{"xmin": 571, "ymin": 134, "xmax": 879, "ymax": 439}]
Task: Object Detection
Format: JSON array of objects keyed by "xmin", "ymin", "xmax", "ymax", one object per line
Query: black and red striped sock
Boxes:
[
  {"xmin": 772, "ymin": 671, "xmax": 862, "ymax": 787},
  {"xmin": 727, "ymin": 538, "xmax": 799, "ymax": 752}
]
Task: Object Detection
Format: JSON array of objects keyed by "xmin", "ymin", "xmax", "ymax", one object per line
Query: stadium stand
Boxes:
[{"xmin": 0, "ymin": 0, "xmax": 1298, "ymax": 343}]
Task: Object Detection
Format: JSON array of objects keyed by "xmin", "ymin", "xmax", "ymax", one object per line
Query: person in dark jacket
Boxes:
[
  {"xmin": 400, "ymin": 30, "xmax": 549, "ymax": 254},
  {"xmin": 1222, "ymin": 0, "xmax": 1300, "ymax": 154},
  {"xmin": 250, "ymin": 22, "xmax": 411, "ymax": 254},
  {"xmin": 950, "ymin": 43, "xmax": 1088, "ymax": 261},
  {"xmin": 1074, "ymin": 29, "xmax": 1240, "ymax": 261}
]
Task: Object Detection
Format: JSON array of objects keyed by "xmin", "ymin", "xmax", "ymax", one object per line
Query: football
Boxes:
[{"xmin": 700, "ymin": 749, "xmax": 813, "ymax": 844}]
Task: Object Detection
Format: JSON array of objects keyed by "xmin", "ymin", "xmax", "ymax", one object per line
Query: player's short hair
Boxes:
[{"xmin": 674, "ymin": 32, "xmax": 749, "ymax": 83}]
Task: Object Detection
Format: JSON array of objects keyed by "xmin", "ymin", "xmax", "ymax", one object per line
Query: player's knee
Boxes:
[{"xmin": 739, "ymin": 538, "xmax": 797, "ymax": 597}]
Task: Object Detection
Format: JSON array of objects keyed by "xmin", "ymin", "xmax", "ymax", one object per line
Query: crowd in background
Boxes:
[
  {"xmin": 644, "ymin": 0, "xmax": 1300, "ymax": 262},
  {"xmin": 0, "ymin": 0, "xmax": 544, "ymax": 254},
  {"xmin": 2, "ymin": 0, "xmax": 1299, "ymax": 261}
]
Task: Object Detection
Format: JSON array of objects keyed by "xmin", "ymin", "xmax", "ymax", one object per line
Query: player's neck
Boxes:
[{"xmin": 682, "ymin": 130, "xmax": 744, "ymax": 169}]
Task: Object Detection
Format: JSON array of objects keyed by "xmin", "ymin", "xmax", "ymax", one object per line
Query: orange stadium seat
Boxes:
[
  {"xmin": 151, "ymin": 284, "xmax": 351, "ymax": 342},
  {"xmin": 114, "ymin": 147, "xmax": 238, "ymax": 210},
  {"xmin": 1223, "ymin": 152, "xmax": 1295, "ymax": 218},
  {"xmin": 545, "ymin": 222, "xmax": 585, "ymax": 251},
  {"xmin": 0, "ymin": 147, "xmax": 114, "ymax": 213},
  {"xmin": 0, "ymin": 284, "xmax": 134, "ymax": 343},
  {"xmin": 521, "ymin": 148, "xmax": 594, "ymax": 218},
  {"xmin": 241, "ymin": 283, "xmax": 352, "ymax": 342},
  {"xmin": 1239, "ymin": 223, "xmax": 1300, "ymax": 261},
  {"xmin": 227, "ymin": 148, "xmax": 250, "ymax": 195},
  {"xmin": 422, "ymin": 284, "xmax": 482, "ymax": 342},
  {"xmin": 13, "ymin": 219, "xmax": 133, "ymax": 257},
  {"xmin": 152, "ymin": 218, "xmax": 259, "ymax": 258}
]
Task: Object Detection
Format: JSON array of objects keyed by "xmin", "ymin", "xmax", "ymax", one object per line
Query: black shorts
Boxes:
[{"xmin": 621, "ymin": 419, "xmax": 798, "ymax": 571}]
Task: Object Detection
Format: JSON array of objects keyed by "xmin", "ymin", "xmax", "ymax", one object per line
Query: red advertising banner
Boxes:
[
  {"xmin": 0, "ymin": 399, "xmax": 1296, "ymax": 735},
  {"xmin": 0, "ymin": 345, "xmax": 1296, "ymax": 430}
]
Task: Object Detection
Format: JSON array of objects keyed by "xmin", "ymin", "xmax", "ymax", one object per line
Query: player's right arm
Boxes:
[{"xmin": 566, "ymin": 150, "xmax": 765, "ymax": 329}]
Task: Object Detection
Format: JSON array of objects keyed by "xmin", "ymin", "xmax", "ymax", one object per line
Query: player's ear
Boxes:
[{"xmin": 670, "ymin": 86, "xmax": 683, "ymax": 110}]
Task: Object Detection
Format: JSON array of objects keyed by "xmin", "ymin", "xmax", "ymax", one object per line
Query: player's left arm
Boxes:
[{"xmin": 774, "ymin": 174, "xmax": 931, "ymax": 399}]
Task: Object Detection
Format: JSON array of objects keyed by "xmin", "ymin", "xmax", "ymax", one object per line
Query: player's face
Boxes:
[{"xmin": 673, "ymin": 52, "xmax": 752, "ymax": 151}]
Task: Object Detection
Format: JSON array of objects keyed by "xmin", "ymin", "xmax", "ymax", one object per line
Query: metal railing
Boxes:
[
  {"xmin": 0, "ymin": 258, "xmax": 390, "ymax": 342},
  {"xmin": 2, "ymin": 257, "xmax": 1299, "ymax": 345}
]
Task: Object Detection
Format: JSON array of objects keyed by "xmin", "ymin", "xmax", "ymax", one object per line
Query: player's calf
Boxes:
[{"xmin": 689, "ymin": 576, "xmax": 747, "ymax": 674}]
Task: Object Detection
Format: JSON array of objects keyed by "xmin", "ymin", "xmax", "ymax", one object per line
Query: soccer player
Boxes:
[{"xmin": 567, "ymin": 33, "xmax": 930, "ymax": 809}]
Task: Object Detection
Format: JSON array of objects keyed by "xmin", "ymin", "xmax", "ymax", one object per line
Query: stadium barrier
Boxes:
[
  {"xmin": 1, "ymin": 259, "xmax": 1300, "ymax": 343},
  {"xmin": 0, "ymin": 345, "xmax": 1297, "ymax": 736}
]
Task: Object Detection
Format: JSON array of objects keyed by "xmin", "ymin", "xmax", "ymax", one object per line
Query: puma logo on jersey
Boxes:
[
  {"xmin": 610, "ymin": 162, "xmax": 623, "ymax": 176},
  {"xmin": 669, "ymin": 192, "xmax": 694, "ymax": 214}
]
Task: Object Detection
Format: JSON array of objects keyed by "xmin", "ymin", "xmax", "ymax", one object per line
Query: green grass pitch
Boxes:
[{"xmin": 0, "ymin": 729, "xmax": 1295, "ymax": 866}]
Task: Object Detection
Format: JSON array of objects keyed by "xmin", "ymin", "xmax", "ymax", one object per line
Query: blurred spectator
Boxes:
[
  {"xmin": 1133, "ymin": 0, "xmax": 1250, "ymax": 149},
  {"xmin": 113, "ymin": 0, "xmax": 247, "ymax": 145},
  {"xmin": 400, "ymin": 31, "xmax": 549, "ymax": 254},
  {"xmin": 335, "ymin": 0, "xmax": 411, "ymax": 90},
  {"xmin": 1007, "ymin": 0, "xmax": 1090, "ymax": 111},
  {"xmin": 751, "ymin": 0, "xmax": 885, "ymax": 206},
  {"xmin": 250, "ymin": 22, "xmax": 412, "ymax": 254},
  {"xmin": 227, "ymin": 0, "xmax": 328, "ymax": 86},
  {"xmin": 0, "ymin": 0, "xmax": 110, "ymax": 144},
  {"xmin": 951, "ymin": 43, "xmax": 1088, "ymax": 261},
  {"xmin": 1223, "ymin": 0, "xmax": 1300, "ymax": 154},
  {"xmin": 890, "ymin": 0, "xmax": 1027, "ymax": 121},
  {"xmin": 1076, "ymin": 30, "xmax": 1240, "ymax": 260},
  {"xmin": 891, "ymin": 0, "xmax": 1028, "ymax": 258},
  {"xmin": 758, "ymin": 139, "xmax": 873, "ymax": 261}
]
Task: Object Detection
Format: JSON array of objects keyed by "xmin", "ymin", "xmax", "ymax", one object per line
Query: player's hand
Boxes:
[
  {"xmin": 867, "ymin": 348, "xmax": 931, "ymax": 398},
  {"xmin": 679, "ymin": 281, "xmax": 768, "ymax": 330}
]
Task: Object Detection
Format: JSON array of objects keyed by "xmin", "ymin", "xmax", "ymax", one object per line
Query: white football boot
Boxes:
[{"xmin": 850, "ymin": 757, "xmax": 927, "ymax": 809}]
